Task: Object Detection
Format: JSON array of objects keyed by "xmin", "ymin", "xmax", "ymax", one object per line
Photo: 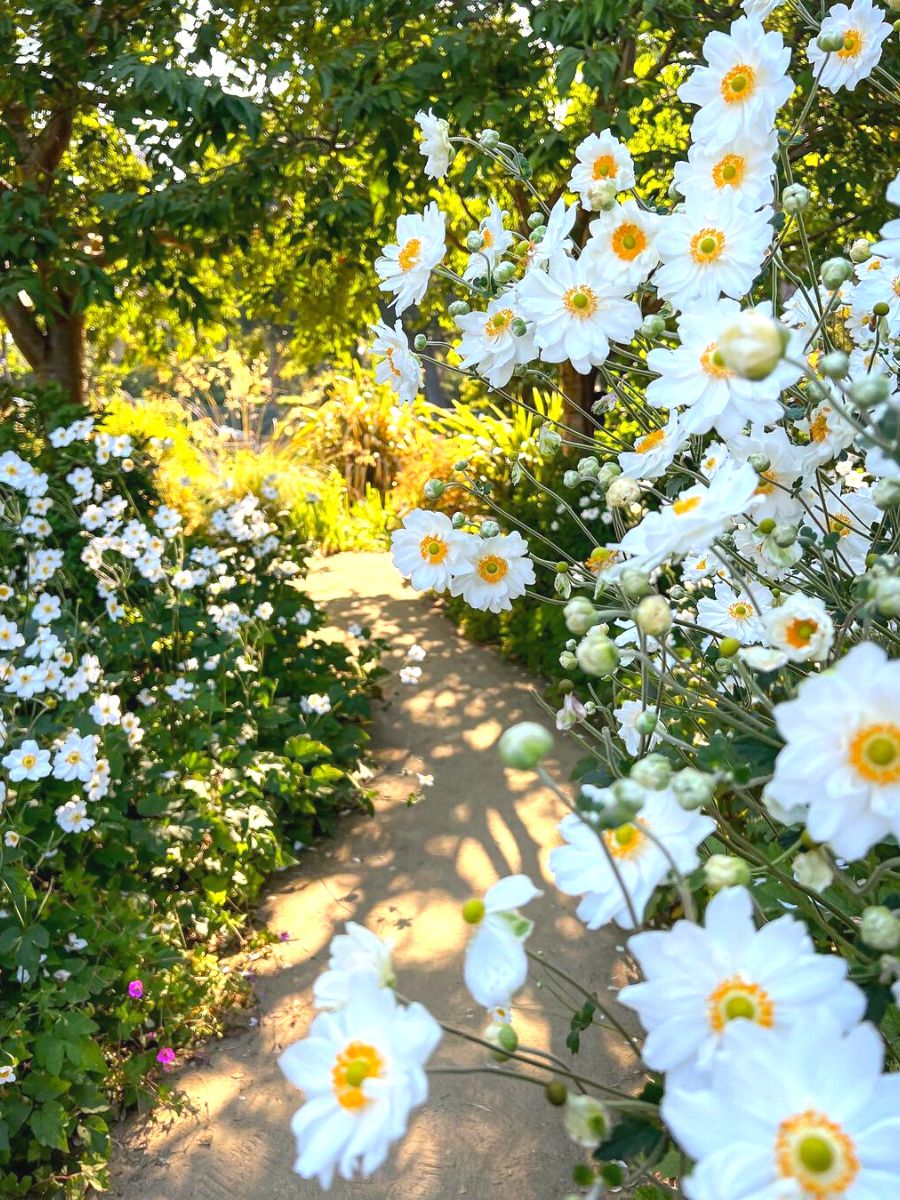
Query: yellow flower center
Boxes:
[
  {"xmin": 384, "ymin": 347, "xmax": 401, "ymax": 377},
  {"xmin": 477, "ymin": 554, "xmax": 509, "ymax": 583},
  {"xmin": 487, "ymin": 308, "xmax": 514, "ymax": 337},
  {"xmin": 784, "ymin": 617, "xmax": 818, "ymax": 648},
  {"xmin": 775, "ymin": 1110, "xmax": 859, "ymax": 1198},
  {"xmin": 586, "ymin": 547, "xmax": 620, "ymax": 574},
  {"xmin": 809, "ymin": 411, "xmax": 831, "ymax": 443},
  {"xmin": 728, "ymin": 601, "xmax": 753, "ymax": 620},
  {"xmin": 611, "ymin": 222, "xmax": 647, "ymax": 261},
  {"xmin": 635, "ymin": 428, "xmax": 666, "ymax": 455},
  {"xmin": 398, "ymin": 238, "xmax": 422, "ymax": 272},
  {"xmin": 755, "ymin": 470, "xmax": 777, "ymax": 496},
  {"xmin": 563, "ymin": 286, "xmax": 599, "ymax": 318},
  {"xmin": 21, "ymin": 755, "xmax": 36, "ymax": 770},
  {"xmin": 707, "ymin": 976, "xmax": 774, "ymax": 1033},
  {"xmin": 690, "ymin": 228, "xmax": 726, "ymax": 265},
  {"xmin": 592, "ymin": 154, "xmax": 617, "ymax": 180},
  {"xmin": 332, "ymin": 1042, "xmax": 383, "ymax": 1110},
  {"xmin": 673, "ymin": 495, "xmax": 702, "ymax": 516},
  {"xmin": 419, "ymin": 535, "xmax": 449, "ymax": 564},
  {"xmin": 837, "ymin": 28, "xmax": 863, "ymax": 59},
  {"xmin": 720, "ymin": 63, "xmax": 757, "ymax": 104},
  {"xmin": 603, "ymin": 821, "xmax": 646, "ymax": 859},
  {"xmin": 827, "ymin": 514, "xmax": 852, "ymax": 538},
  {"xmin": 848, "ymin": 723, "xmax": 900, "ymax": 785},
  {"xmin": 712, "ymin": 152, "xmax": 747, "ymax": 189},
  {"xmin": 67, "ymin": 751, "xmax": 82, "ymax": 765}
]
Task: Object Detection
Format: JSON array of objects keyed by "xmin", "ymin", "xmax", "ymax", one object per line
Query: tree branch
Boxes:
[{"xmin": 0, "ymin": 291, "xmax": 46, "ymax": 370}]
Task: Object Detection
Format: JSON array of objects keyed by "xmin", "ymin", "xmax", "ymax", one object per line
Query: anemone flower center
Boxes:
[
  {"xmin": 477, "ymin": 554, "xmax": 509, "ymax": 583},
  {"xmin": 332, "ymin": 1042, "xmax": 383, "ymax": 1109},
  {"xmin": 563, "ymin": 286, "xmax": 599, "ymax": 318},
  {"xmin": 838, "ymin": 28, "xmax": 863, "ymax": 59},
  {"xmin": 691, "ymin": 228, "xmax": 726, "ymax": 264},
  {"xmin": 635, "ymin": 428, "xmax": 666, "ymax": 454},
  {"xmin": 603, "ymin": 821, "xmax": 647, "ymax": 859},
  {"xmin": 849, "ymin": 723, "xmax": 900, "ymax": 784},
  {"xmin": 785, "ymin": 617, "xmax": 818, "ymax": 647},
  {"xmin": 487, "ymin": 308, "xmax": 514, "ymax": 336},
  {"xmin": 775, "ymin": 1110, "xmax": 859, "ymax": 1197},
  {"xmin": 673, "ymin": 495, "xmax": 703, "ymax": 516},
  {"xmin": 611, "ymin": 222, "xmax": 647, "ymax": 260},
  {"xmin": 398, "ymin": 238, "xmax": 422, "ymax": 271},
  {"xmin": 712, "ymin": 153, "xmax": 747, "ymax": 188},
  {"xmin": 720, "ymin": 63, "xmax": 757, "ymax": 103},
  {"xmin": 707, "ymin": 976, "xmax": 774, "ymax": 1033},
  {"xmin": 592, "ymin": 154, "xmax": 617, "ymax": 180},
  {"xmin": 419, "ymin": 535, "xmax": 449, "ymax": 564}
]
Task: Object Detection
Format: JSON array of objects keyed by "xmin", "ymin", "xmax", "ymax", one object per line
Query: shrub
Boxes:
[{"xmin": 0, "ymin": 383, "xmax": 384, "ymax": 1196}]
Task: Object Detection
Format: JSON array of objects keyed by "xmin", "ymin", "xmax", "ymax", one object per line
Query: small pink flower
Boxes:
[
  {"xmin": 278, "ymin": 931, "xmax": 290, "ymax": 942},
  {"xmin": 156, "ymin": 1047, "xmax": 176, "ymax": 1067},
  {"xmin": 127, "ymin": 979, "xmax": 144, "ymax": 999}
]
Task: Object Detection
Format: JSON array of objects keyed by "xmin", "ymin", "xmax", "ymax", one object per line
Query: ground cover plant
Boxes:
[{"xmin": 0, "ymin": 384, "xmax": 383, "ymax": 1196}]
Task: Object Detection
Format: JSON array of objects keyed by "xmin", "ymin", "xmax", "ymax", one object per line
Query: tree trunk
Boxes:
[
  {"xmin": 559, "ymin": 361, "xmax": 596, "ymax": 438},
  {"xmin": 0, "ymin": 303, "xmax": 86, "ymax": 405}
]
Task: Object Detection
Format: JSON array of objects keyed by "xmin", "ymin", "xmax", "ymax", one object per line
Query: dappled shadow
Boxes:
[{"xmin": 107, "ymin": 552, "xmax": 641, "ymax": 1200}]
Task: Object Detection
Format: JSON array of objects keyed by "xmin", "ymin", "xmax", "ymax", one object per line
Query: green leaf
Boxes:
[{"xmin": 30, "ymin": 1100, "xmax": 68, "ymax": 1151}]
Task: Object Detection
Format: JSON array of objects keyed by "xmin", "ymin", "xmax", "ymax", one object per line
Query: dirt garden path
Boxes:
[{"xmin": 108, "ymin": 551, "xmax": 636, "ymax": 1200}]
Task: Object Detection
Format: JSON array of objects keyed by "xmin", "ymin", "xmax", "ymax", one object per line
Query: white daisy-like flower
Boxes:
[
  {"xmin": 391, "ymin": 509, "xmax": 474, "ymax": 593},
  {"xmin": 375, "ymin": 202, "xmax": 446, "ymax": 315},
  {"xmin": 728, "ymin": 425, "xmax": 810, "ymax": 523},
  {"xmin": 278, "ymin": 979, "xmax": 441, "ymax": 1188},
  {"xmin": 568, "ymin": 129, "xmax": 635, "ymax": 208},
  {"xmin": 807, "ymin": 0, "xmax": 892, "ymax": 92},
  {"xmin": 807, "ymin": 483, "xmax": 879, "ymax": 575},
  {"xmin": 455, "ymin": 293, "xmax": 536, "ymax": 388},
  {"xmin": 313, "ymin": 923, "xmax": 396, "ymax": 1011},
  {"xmin": 654, "ymin": 193, "xmax": 773, "ymax": 312},
  {"xmin": 517, "ymin": 252, "xmax": 641, "ymax": 374},
  {"xmin": 52, "ymin": 733, "xmax": 97, "ymax": 784},
  {"xmin": 661, "ymin": 1016, "xmax": 900, "ymax": 1200},
  {"xmin": 55, "ymin": 797, "xmax": 95, "ymax": 834},
  {"xmin": 741, "ymin": 0, "xmax": 787, "ymax": 17},
  {"xmin": 2, "ymin": 739, "xmax": 51, "ymax": 782},
  {"xmin": 794, "ymin": 391, "xmax": 856, "ymax": 467},
  {"xmin": 549, "ymin": 792, "xmax": 715, "ymax": 930},
  {"xmin": 678, "ymin": 16, "xmax": 794, "ymax": 145},
  {"xmin": 848, "ymin": 256, "xmax": 900, "ymax": 341},
  {"xmin": 582, "ymin": 199, "xmax": 661, "ymax": 288},
  {"xmin": 612, "ymin": 700, "xmax": 663, "ymax": 756},
  {"xmin": 768, "ymin": 641, "xmax": 900, "ymax": 859},
  {"xmin": 463, "ymin": 199, "xmax": 514, "ymax": 282},
  {"xmin": 463, "ymin": 874, "xmax": 542, "ymax": 1009},
  {"xmin": 696, "ymin": 579, "xmax": 774, "ymax": 645},
  {"xmin": 370, "ymin": 320, "xmax": 422, "ymax": 405},
  {"xmin": 619, "ymin": 885, "xmax": 864, "ymax": 1075},
  {"xmin": 763, "ymin": 593, "xmax": 834, "ymax": 663},
  {"xmin": 414, "ymin": 108, "xmax": 451, "ymax": 179},
  {"xmin": 617, "ymin": 412, "xmax": 689, "ymax": 481},
  {"xmin": 0, "ymin": 1064, "xmax": 16, "ymax": 1085},
  {"xmin": 645, "ymin": 301, "xmax": 799, "ymax": 437},
  {"xmin": 448, "ymin": 531, "xmax": 535, "ymax": 613},
  {"xmin": 527, "ymin": 196, "xmax": 577, "ymax": 265},
  {"xmin": 673, "ymin": 130, "xmax": 777, "ymax": 210}
]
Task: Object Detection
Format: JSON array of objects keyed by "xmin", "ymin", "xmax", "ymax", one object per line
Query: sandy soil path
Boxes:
[{"xmin": 107, "ymin": 551, "xmax": 635, "ymax": 1200}]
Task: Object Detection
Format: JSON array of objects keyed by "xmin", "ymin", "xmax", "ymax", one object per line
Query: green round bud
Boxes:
[
  {"xmin": 704, "ymin": 853, "xmax": 752, "ymax": 890},
  {"xmin": 545, "ymin": 1081, "xmax": 568, "ymax": 1106},
  {"xmin": 782, "ymin": 182, "xmax": 810, "ymax": 213},
  {"xmin": 748, "ymin": 452, "xmax": 771, "ymax": 473},
  {"xmin": 478, "ymin": 128, "xmax": 501, "ymax": 148},
  {"xmin": 494, "ymin": 261, "xmax": 516, "ymax": 284},
  {"xmin": 849, "ymin": 238, "xmax": 872, "ymax": 264},
  {"xmin": 850, "ymin": 375, "xmax": 890, "ymax": 408},
  {"xmin": 672, "ymin": 767, "xmax": 715, "ymax": 810},
  {"xmin": 448, "ymin": 300, "xmax": 470, "ymax": 317},
  {"xmin": 563, "ymin": 470, "xmax": 581, "ymax": 488},
  {"xmin": 466, "ymin": 230, "xmax": 484, "ymax": 252},
  {"xmin": 860, "ymin": 905, "xmax": 900, "ymax": 951},
  {"xmin": 641, "ymin": 314, "xmax": 666, "ymax": 338},
  {"xmin": 498, "ymin": 721, "xmax": 554, "ymax": 769},
  {"xmin": 530, "ymin": 225, "xmax": 546, "ymax": 242},
  {"xmin": 577, "ymin": 456, "xmax": 600, "ymax": 478},
  {"xmin": 821, "ymin": 257, "xmax": 854, "ymax": 291},
  {"xmin": 462, "ymin": 898, "xmax": 485, "ymax": 925},
  {"xmin": 559, "ymin": 650, "xmax": 578, "ymax": 671},
  {"xmin": 564, "ymin": 595, "xmax": 601, "ymax": 635},
  {"xmin": 757, "ymin": 517, "xmax": 777, "ymax": 535},
  {"xmin": 873, "ymin": 478, "xmax": 900, "ymax": 510},
  {"xmin": 556, "ymin": 561, "xmax": 570, "ymax": 574},
  {"xmin": 480, "ymin": 519, "xmax": 500, "ymax": 538},
  {"xmin": 772, "ymin": 523, "xmax": 798, "ymax": 548},
  {"xmin": 423, "ymin": 479, "xmax": 445, "ymax": 500},
  {"xmin": 817, "ymin": 28, "xmax": 847, "ymax": 52},
  {"xmin": 510, "ymin": 317, "xmax": 528, "ymax": 336},
  {"xmin": 819, "ymin": 350, "xmax": 849, "ymax": 379},
  {"xmin": 451, "ymin": 511, "xmax": 466, "ymax": 528},
  {"xmin": 575, "ymin": 630, "xmax": 620, "ymax": 677},
  {"xmin": 620, "ymin": 566, "xmax": 653, "ymax": 599},
  {"xmin": 630, "ymin": 753, "xmax": 672, "ymax": 791},
  {"xmin": 873, "ymin": 577, "xmax": 900, "ymax": 617},
  {"xmin": 413, "ymin": 333, "xmax": 428, "ymax": 351},
  {"xmin": 635, "ymin": 710, "xmax": 659, "ymax": 735},
  {"xmin": 719, "ymin": 637, "xmax": 741, "ymax": 658},
  {"xmin": 527, "ymin": 211, "xmax": 544, "ymax": 229},
  {"xmin": 453, "ymin": 459, "xmax": 470, "ymax": 471},
  {"xmin": 634, "ymin": 594, "xmax": 673, "ymax": 637}
]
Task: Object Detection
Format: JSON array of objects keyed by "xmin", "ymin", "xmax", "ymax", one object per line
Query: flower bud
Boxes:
[
  {"xmin": 451, "ymin": 511, "xmax": 466, "ymax": 528},
  {"xmin": 564, "ymin": 595, "xmax": 601, "ymax": 635},
  {"xmin": 539, "ymin": 425, "xmax": 562, "ymax": 456},
  {"xmin": 413, "ymin": 333, "xmax": 428, "ymax": 351},
  {"xmin": 772, "ymin": 523, "xmax": 798, "ymax": 548},
  {"xmin": 423, "ymin": 479, "xmax": 445, "ymax": 499},
  {"xmin": 448, "ymin": 300, "xmax": 470, "ymax": 317},
  {"xmin": 480, "ymin": 519, "xmax": 500, "ymax": 538},
  {"xmin": 630, "ymin": 753, "xmax": 671, "ymax": 790},
  {"xmin": 585, "ymin": 180, "xmax": 617, "ymax": 211},
  {"xmin": 849, "ymin": 238, "xmax": 872, "ymax": 264},
  {"xmin": 564, "ymin": 1094, "xmax": 610, "ymax": 1148},
  {"xmin": 596, "ymin": 463, "xmax": 622, "ymax": 487},
  {"xmin": 717, "ymin": 309, "xmax": 790, "ymax": 381},
  {"xmin": 817, "ymin": 27, "xmax": 848, "ymax": 52},
  {"xmin": 576, "ymin": 629, "xmax": 619, "ymax": 677},
  {"xmin": 462, "ymin": 898, "xmax": 486, "ymax": 924},
  {"xmin": 781, "ymin": 182, "xmax": 810, "ymax": 213},
  {"xmin": 791, "ymin": 849, "xmax": 833, "ymax": 893},
  {"xmin": 672, "ymin": 767, "xmax": 715, "ymax": 810},
  {"xmin": 494, "ymin": 261, "xmax": 516, "ymax": 284},
  {"xmin": 641, "ymin": 314, "xmax": 666, "ymax": 338},
  {"xmin": 620, "ymin": 567, "xmax": 652, "ymax": 599},
  {"xmin": 510, "ymin": 317, "xmax": 528, "ymax": 336},
  {"xmin": 530, "ymin": 225, "xmax": 546, "ymax": 242},
  {"xmin": 634, "ymin": 594, "xmax": 673, "ymax": 637},
  {"xmin": 498, "ymin": 722, "xmax": 554, "ymax": 770},
  {"xmin": 635, "ymin": 710, "xmax": 659, "ymax": 735},
  {"xmin": 466, "ymin": 230, "xmax": 485, "ymax": 252},
  {"xmin": 873, "ymin": 577, "xmax": 900, "ymax": 618},
  {"xmin": 527, "ymin": 211, "xmax": 544, "ymax": 229},
  {"xmin": 704, "ymin": 854, "xmax": 752, "ymax": 890},
  {"xmin": 860, "ymin": 906, "xmax": 900, "ymax": 951},
  {"xmin": 850, "ymin": 374, "xmax": 890, "ymax": 408},
  {"xmin": 606, "ymin": 477, "xmax": 641, "ymax": 509},
  {"xmin": 478, "ymin": 128, "xmax": 501, "ymax": 148},
  {"xmin": 577, "ymin": 456, "xmax": 600, "ymax": 478},
  {"xmin": 757, "ymin": 517, "xmax": 777, "ymax": 535},
  {"xmin": 819, "ymin": 350, "xmax": 849, "ymax": 379},
  {"xmin": 563, "ymin": 470, "xmax": 581, "ymax": 488},
  {"xmin": 559, "ymin": 650, "xmax": 578, "ymax": 671},
  {"xmin": 821, "ymin": 257, "xmax": 854, "ymax": 291},
  {"xmin": 718, "ymin": 637, "xmax": 741, "ymax": 658}
]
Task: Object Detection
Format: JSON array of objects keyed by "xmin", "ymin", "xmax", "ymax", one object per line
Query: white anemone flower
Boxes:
[
  {"xmin": 448, "ymin": 531, "xmax": 535, "ymax": 613},
  {"xmin": 279, "ymin": 979, "xmax": 441, "ymax": 1189},
  {"xmin": 528, "ymin": 195, "xmax": 578, "ymax": 265},
  {"xmin": 549, "ymin": 793, "xmax": 715, "ymax": 930},
  {"xmin": 654, "ymin": 193, "xmax": 773, "ymax": 312},
  {"xmin": 728, "ymin": 425, "xmax": 810, "ymax": 523},
  {"xmin": 455, "ymin": 294, "xmax": 536, "ymax": 388},
  {"xmin": 617, "ymin": 412, "xmax": 689, "ymax": 481},
  {"xmin": 661, "ymin": 1016, "xmax": 900, "ymax": 1200},
  {"xmin": 807, "ymin": 0, "xmax": 892, "ymax": 93},
  {"xmin": 414, "ymin": 108, "xmax": 451, "ymax": 178},
  {"xmin": 55, "ymin": 797, "xmax": 94, "ymax": 834},
  {"xmin": 370, "ymin": 320, "xmax": 422, "ymax": 405},
  {"xmin": 463, "ymin": 874, "xmax": 542, "ymax": 1009},
  {"xmin": 517, "ymin": 252, "xmax": 642, "ymax": 374},
  {"xmin": 582, "ymin": 199, "xmax": 661, "ymax": 288},
  {"xmin": 677, "ymin": 16, "xmax": 794, "ymax": 144},
  {"xmin": 763, "ymin": 593, "xmax": 834, "ymax": 663},
  {"xmin": 612, "ymin": 700, "xmax": 663, "ymax": 756},
  {"xmin": 3, "ymin": 739, "xmax": 51, "ymax": 781},
  {"xmin": 390, "ymin": 510, "xmax": 475, "ymax": 593},
  {"xmin": 768, "ymin": 640, "xmax": 900, "ymax": 859},
  {"xmin": 568, "ymin": 129, "xmax": 635, "ymax": 208},
  {"xmin": 619, "ymin": 885, "xmax": 865, "ymax": 1075},
  {"xmin": 463, "ymin": 199, "xmax": 514, "ymax": 282},
  {"xmin": 313, "ymin": 923, "xmax": 396, "ymax": 1011},
  {"xmin": 673, "ymin": 130, "xmax": 777, "ymax": 210},
  {"xmin": 696, "ymin": 580, "xmax": 774, "ymax": 645},
  {"xmin": 375, "ymin": 202, "xmax": 446, "ymax": 315}
]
